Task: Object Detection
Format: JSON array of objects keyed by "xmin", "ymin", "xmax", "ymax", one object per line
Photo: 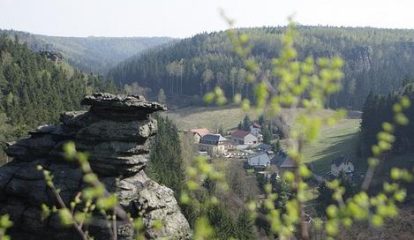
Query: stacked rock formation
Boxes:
[{"xmin": 0, "ymin": 93, "xmax": 190, "ymax": 240}]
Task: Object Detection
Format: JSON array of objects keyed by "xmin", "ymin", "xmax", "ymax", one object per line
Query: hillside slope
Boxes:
[
  {"xmin": 0, "ymin": 35, "xmax": 115, "ymax": 141},
  {"xmin": 0, "ymin": 29, "xmax": 174, "ymax": 74},
  {"xmin": 109, "ymin": 26, "xmax": 414, "ymax": 109}
]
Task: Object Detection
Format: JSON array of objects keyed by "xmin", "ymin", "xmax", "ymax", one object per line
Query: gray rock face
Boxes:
[{"xmin": 0, "ymin": 93, "xmax": 190, "ymax": 240}]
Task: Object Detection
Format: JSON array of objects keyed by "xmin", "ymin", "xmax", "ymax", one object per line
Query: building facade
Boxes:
[
  {"xmin": 199, "ymin": 134, "xmax": 227, "ymax": 157},
  {"xmin": 231, "ymin": 130, "xmax": 258, "ymax": 145}
]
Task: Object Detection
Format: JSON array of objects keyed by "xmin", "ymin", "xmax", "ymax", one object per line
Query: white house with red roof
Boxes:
[{"xmin": 231, "ymin": 129, "xmax": 258, "ymax": 145}]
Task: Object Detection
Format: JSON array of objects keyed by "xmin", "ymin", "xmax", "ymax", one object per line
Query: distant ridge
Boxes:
[
  {"xmin": 108, "ymin": 25, "xmax": 414, "ymax": 110},
  {"xmin": 0, "ymin": 29, "xmax": 175, "ymax": 74}
]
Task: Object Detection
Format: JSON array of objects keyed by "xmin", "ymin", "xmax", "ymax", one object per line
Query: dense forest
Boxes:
[
  {"xmin": 0, "ymin": 29, "xmax": 174, "ymax": 74},
  {"xmin": 360, "ymin": 81, "xmax": 414, "ymax": 156},
  {"xmin": 0, "ymin": 35, "xmax": 116, "ymax": 141},
  {"xmin": 109, "ymin": 26, "xmax": 414, "ymax": 109}
]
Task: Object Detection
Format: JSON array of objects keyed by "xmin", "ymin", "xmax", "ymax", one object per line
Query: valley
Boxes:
[
  {"xmin": 1, "ymin": 3, "xmax": 414, "ymax": 239},
  {"xmin": 0, "ymin": 29, "xmax": 174, "ymax": 74}
]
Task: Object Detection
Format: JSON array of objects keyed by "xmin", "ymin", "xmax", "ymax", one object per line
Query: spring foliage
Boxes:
[{"xmin": 1, "ymin": 20, "xmax": 414, "ymax": 240}]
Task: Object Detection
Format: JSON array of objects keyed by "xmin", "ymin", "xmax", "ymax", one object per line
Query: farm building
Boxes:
[
  {"xmin": 272, "ymin": 151, "xmax": 297, "ymax": 176},
  {"xmin": 190, "ymin": 128, "xmax": 210, "ymax": 143},
  {"xmin": 199, "ymin": 134, "xmax": 227, "ymax": 157},
  {"xmin": 231, "ymin": 130, "xmax": 258, "ymax": 145}
]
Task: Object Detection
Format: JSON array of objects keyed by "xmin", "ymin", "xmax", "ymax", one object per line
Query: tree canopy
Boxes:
[{"xmin": 108, "ymin": 26, "xmax": 414, "ymax": 110}]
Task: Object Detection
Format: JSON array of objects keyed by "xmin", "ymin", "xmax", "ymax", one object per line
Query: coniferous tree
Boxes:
[
  {"xmin": 262, "ymin": 124, "xmax": 272, "ymax": 144},
  {"xmin": 235, "ymin": 210, "xmax": 256, "ymax": 240},
  {"xmin": 148, "ymin": 116, "xmax": 185, "ymax": 195},
  {"xmin": 0, "ymin": 35, "xmax": 115, "ymax": 140},
  {"xmin": 108, "ymin": 26, "xmax": 414, "ymax": 110},
  {"xmin": 242, "ymin": 115, "xmax": 251, "ymax": 131}
]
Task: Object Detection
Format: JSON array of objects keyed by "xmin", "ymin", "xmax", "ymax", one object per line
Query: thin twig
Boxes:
[{"xmin": 48, "ymin": 184, "xmax": 89, "ymax": 240}]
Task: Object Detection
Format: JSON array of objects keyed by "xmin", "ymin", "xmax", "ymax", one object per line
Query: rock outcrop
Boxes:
[{"xmin": 0, "ymin": 93, "xmax": 190, "ymax": 240}]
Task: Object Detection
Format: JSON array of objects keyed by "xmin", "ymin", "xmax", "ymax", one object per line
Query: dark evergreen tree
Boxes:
[
  {"xmin": 235, "ymin": 210, "xmax": 256, "ymax": 240},
  {"xmin": 262, "ymin": 124, "xmax": 272, "ymax": 144},
  {"xmin": 0, "ymin": 35, "xmax": 116, "ymax": 140},
  {"xmin": 148, "ymin": 116, "xmax": 185, "ymax": 195},
  {"xmin": 242, "ymin": 115, "xmax": 252, "ymax": 131},
  {"xmin": 360, "ymin": 82, "xmax": 414, "ymax": 155},
  {"xmin": 207, "ymin": 205, "xmax": 237, "ymax": 239}
]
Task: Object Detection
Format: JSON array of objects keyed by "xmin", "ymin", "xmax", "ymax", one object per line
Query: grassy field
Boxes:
[
  {"xmin": 165, "ymin": 106, "xmax": 340, "ymax": 132},
  {"xmin": 302, "ymin": 119, "xmax": 361, "ymax": 175},
  {"xmin": 166, "ymin": 106, "xmax": 363, "ymax": 175},
  {"xmin": 164, "ymin": 106, "xmax": 260, "ymax": 131}
]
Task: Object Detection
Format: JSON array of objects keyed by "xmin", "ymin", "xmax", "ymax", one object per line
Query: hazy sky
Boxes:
[{"xmin": 0, "ymin": 0, "xmax": 413, "ymax": 38}]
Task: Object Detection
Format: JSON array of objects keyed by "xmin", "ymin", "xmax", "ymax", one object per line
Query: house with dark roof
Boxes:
[
  {"xmin": 247, "ymin": 152, "xmax": 271, "ymax": 168},
  {"xmin": 272, "ymin": 151, "xmax": 297, "ymax": 176},
  {"xmin": 231, "ymin": 130, "xmax": 258, "ymax": 145},
  {"xmin": 190, "ymin": 128, "xmax": 210, "ymax": 143},
  {"xmin": 249, "ymin": 122, "xmax": 262, "ymax": 136},
  {"xmin": 256, "ymin": 143, "xmax": 271, "ymax": 152},
  {"xmin": 199, "ymin": 134, "xmax": 227, "ymax": 157}
]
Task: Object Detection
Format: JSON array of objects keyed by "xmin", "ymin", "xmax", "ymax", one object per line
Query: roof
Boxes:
[
  {"xmin": 231, "ymin": 130, "xmax": 251, "ymax": 138},
  {"xmin": 248, "ymin": 152, "xmax": 271, "ymax": 166},
  {"xmin": 272, "ymin": 151, "xmax": 287, "ymax": 166},
  {"xmin": 251, "ymin": 123, "xmax": 261, "ymax": 128},
  {"xmin": 190, "ymin": 128, "xmax": 210, "ymax": 137},
  {"xmin": 272, "ymin": 151, "xmax": 296, "ymax": 168},
  {"xmin": 200, "ymin": 134, "xmax": 226, "ymax": 145},
  {"xmin": 280, "ymin": 157, "xmax": 296, "ymax": 168},
  {"xmin": 256, "ymin": 143, "xmax": 271, "ymax": 151},
  {"xmin": 248, "ymin": 152, "xmax": 270, "ymax": 160}
]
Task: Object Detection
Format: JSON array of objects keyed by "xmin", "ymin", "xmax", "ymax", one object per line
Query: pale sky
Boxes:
[{"xmin": 0, "ymin": 0, "xmax": 413, "ymax": 38}]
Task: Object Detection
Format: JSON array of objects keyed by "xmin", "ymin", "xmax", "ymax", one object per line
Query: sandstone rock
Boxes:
[
  {"xmin": 76, "ymin": 140, "xmax": 151, "ymax": 156},
  {"xmin": 82, "ymin": 93, "xmax": 167, "ymax": 121},
  {"xmin": 14, "ymin": 160, "xmax": 47, "ymax": 180},
  {"xmin": 88, "ymin": 154, "xmax": 149, "ymax": 176},
  {"xmin": 0, "ymin": 93, "xmax": 190, "ymax": 240},
  {"xmin": 0, "ymin": 200, "xmax": 26, "ymax": 226},
  {"xmin": 76, "ymin": 118, "xmax": 157, "ymax": 142},
  {"xmin": 134, "ymin": 180, "xmax": 191, "ymax": 239},
  {"xmin": 6, "ymin": 135, "xmax": 57, "ymax": 160},
  {"xmin": 60, "ymin": 111, "xmax": 94, "ymax": 129},
  {"xmin": 81, "ymin": 93, "xmax": 166, "ymax": 113},
  {"xmin": 5, "ymin": 178, "xmax": 50, "ymax": 206}
]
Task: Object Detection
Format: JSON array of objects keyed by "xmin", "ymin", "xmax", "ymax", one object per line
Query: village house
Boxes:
[
  {"xmin": 278, "ymin": 157, "xmax": 297, "ymax": 175},
  {"xmin": 189, "ymin": 128, "xmax": 210, "ymax": 143},
  {"xmin": 231, "ymin": 129, "xmax": 258, "ymax": 145},
  {"xmin": 199, "ymin": 133, "xmax": 227, "ymax": 157},
  {"xmin": 272, "ymin": 151, "xmax": 297, "ymax": 176},
  {"xmin": 330, "ymin": 156, "xmax": 355, "ymax": 177},
  {"xmin": 249, "ymin": 123, "xmax": 261, "ymax": 136},
  {"xmin": 256, "ymin": 143, "xmax": 271, "ymax": 152},
  {"xmin": 249, "ymin": 123, "xmax": 263, "ymax": 142},
  {"xmin": 247, "ymin": 152, "xmax": 271, "ymax": 168}
]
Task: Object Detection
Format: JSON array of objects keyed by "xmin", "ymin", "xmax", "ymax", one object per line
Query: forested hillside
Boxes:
[
  {"xmin": 361, "ymin": 82, "xmax": 414, "ymax": 155},
  {"xmin": 0, "ymin": 29, "xmax": 174, "ymax": 74},
  {"xmin": 0, "ymin": 35, "xmax": 116, "ymax": 141},
  {"xmin": 109, "ymin": 26, "xmax": 414, "ymax": 109}
]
